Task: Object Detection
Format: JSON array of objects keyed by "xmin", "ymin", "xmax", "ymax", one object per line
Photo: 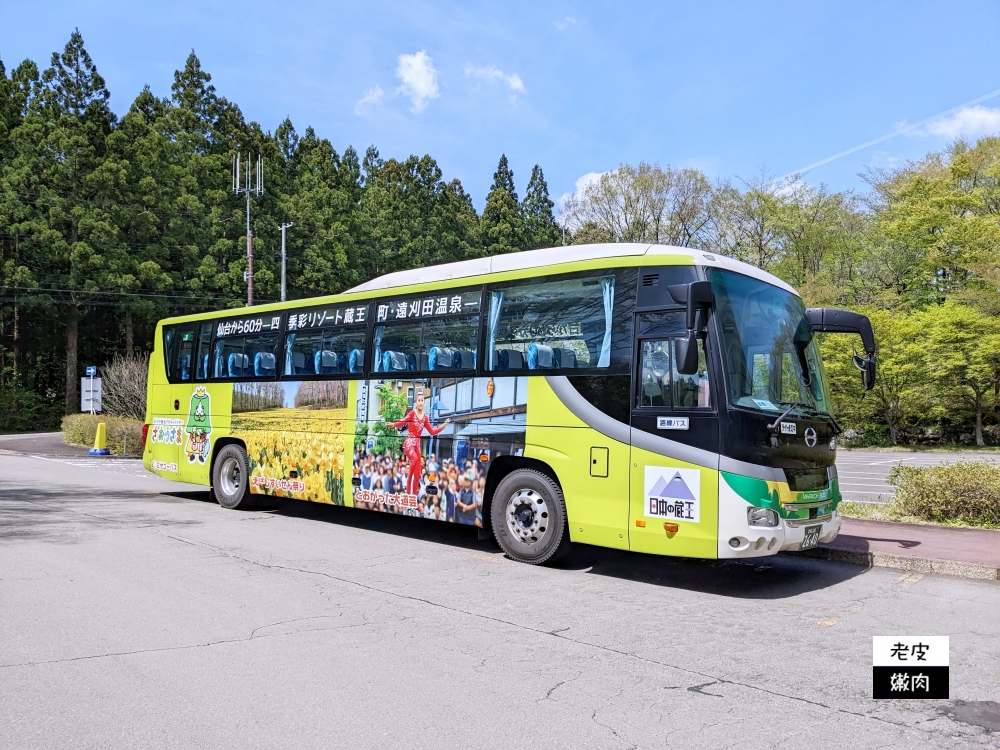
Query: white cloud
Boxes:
[
  {"xmin": 556, "ymin": 171, "xmax": 605, "ymax": 219},
  {"xmin": 917, "ymin": 105, "xmax": 1000, "ymax": 139},
  {"xmin": 353, "ymin": 85, "xmax": 384, "ymax": 116},
  {"xmin": 465, "ymin": 65, "xmax": 526, "ymax": 97},
  {"xmin": 870, "ymin": 150, "xmax": 901, "ymax": 168},
  {"xmin": 555, "ymin": 16, "xmax": 578, "ymax": 30},
  {"xmin": 396, "ymin": 50, "xmax": 439, "ymax": 113}
]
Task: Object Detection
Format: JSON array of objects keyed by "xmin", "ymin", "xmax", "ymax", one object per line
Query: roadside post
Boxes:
[{"xmin": 81, "ymin": 366, "xmax": 101, "ymax": 415}]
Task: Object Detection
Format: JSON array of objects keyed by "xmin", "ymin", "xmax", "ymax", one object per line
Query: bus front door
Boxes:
[{"xmin": 629, "ymin": 319, "xmax": 720, "ymax": 558}]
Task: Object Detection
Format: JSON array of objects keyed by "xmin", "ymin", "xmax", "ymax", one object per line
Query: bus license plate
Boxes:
[{"xmin": 800, "ymin": 525, "xmax": 822, "ymax": 550}]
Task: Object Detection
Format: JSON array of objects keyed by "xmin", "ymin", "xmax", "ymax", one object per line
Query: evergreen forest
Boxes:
[{"xmin": 2, "ymin": 32, "xmax": 999, "ymax": 446}]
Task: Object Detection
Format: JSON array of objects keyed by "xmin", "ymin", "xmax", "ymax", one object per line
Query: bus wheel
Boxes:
[
  {"xmin": 491, "ymin": 469, "xmax": 570, "ymax": 565},
  {"xmin": 212, "ymin": 444, "xmax": 256, "ymax": 510}
]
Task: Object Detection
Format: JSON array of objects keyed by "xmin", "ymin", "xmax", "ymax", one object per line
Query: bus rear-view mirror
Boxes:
[
  {"xmin": 674, "ymin": 333, "xmax": 700, "ymax": 375},
  {"xmin": 853, "ymin": 351, "xmax": 876, "ymax": 391}
]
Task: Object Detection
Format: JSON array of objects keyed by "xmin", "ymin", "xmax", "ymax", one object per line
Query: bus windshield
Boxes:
[{"xmin": 709, "ymin": 269, "xmax": 832, "ymax": 417}]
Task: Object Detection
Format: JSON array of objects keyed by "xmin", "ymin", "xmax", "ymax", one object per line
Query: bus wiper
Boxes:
[
  {"xmin": 766, "ymin": 402, "xmax": 811, "ymax": 432},
  {"xmin": 769, "ymin": 400, "xmax": 843, "ymax": 436}
]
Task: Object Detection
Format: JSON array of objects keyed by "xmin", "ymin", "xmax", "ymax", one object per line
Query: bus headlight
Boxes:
[{"xmin": 747, "ymin": 507, "xmax": 779, "ymax": 527}]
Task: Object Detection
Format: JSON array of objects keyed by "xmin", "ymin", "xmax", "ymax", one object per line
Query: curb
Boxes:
[{"xmin": 800, "ymin": 546, "xmax": 1000, "ymax": 581}]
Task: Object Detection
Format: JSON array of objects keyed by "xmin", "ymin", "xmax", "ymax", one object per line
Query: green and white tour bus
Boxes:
[{"xmin": 143, "ymin": 243, "xmax": 876, "ymax": 565}]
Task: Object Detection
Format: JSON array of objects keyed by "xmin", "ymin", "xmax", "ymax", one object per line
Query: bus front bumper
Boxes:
[{"xmin": 718, "ymin": 510, "xmax": 842, "ymax": 559}]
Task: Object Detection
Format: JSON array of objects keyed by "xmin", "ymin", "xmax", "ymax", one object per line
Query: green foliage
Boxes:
[
  {"xmin": 889, "ymin": 461, "xmax": 1000, "ymax": 528},
  {"xmin": 0, "ymin": 33, "xmax": 494, "ymax": 428},
  {"xmin": 0, "ymin": 388, "xmax": 63, "ymax": 432},
  {"xmin": 370, "ymin": 381, "xmax": 409, "ymax": 456},
  {"xmin": 3, "ymin": 31, "xmax": 1000, "ymax": 451},
  {"xmin": 480, "ymin": 153, "xmax": 523, "ymax": 255},
  {"xmin": 521, "ymin": 165, "xmax": 561, "ymax": 250}
]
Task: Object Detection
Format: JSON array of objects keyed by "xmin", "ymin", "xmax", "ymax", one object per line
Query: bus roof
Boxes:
[
  {"xmin": 158, "ymin": 243, "xmax": 796, "ymax": 326},
  {"xmin": 346, "ymin": 243, "xmax": 797, "ymax": 296}
]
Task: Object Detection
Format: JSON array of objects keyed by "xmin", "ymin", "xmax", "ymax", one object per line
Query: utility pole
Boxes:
[
  {"xmin": 233, "ymin": 153, "xmax": 263, "ymax": 306},
  {"xmin": 279, "ymin": 222, "xmax": 293, "ymax": 302},
  {"xmin": 562, "ymin": 225, "xmax": 566, "ymax": 246}
]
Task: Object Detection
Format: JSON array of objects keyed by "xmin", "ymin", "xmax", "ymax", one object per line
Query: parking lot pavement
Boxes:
[
  {"xmin": 0, "ymin": 431, "xmax": 91, "ymax": 457},
  {"xmin": 2, "ymin": 452, "xmax": 1000, "ymax": 749},
  {"xmin": 836, "ymin": 449, "xmax": 1000, "ymax": 504}
]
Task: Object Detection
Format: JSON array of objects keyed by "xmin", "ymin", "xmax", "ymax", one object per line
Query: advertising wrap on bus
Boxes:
[{"xmin": 145, "ymin": 243, "xmax": 874, "ymax": 565}]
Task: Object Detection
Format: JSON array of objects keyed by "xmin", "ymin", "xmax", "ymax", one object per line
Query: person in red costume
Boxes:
[{"xmin": 392, "ymin": 390, "xmax": 450, "ymax": 496}]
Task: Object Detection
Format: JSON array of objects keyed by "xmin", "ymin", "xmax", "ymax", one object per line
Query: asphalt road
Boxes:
[{"xmin": 2, "ymin": 453, "xmax": 999, "ymax": 748}]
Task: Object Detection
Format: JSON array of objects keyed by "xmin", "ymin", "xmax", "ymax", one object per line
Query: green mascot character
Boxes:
[{"xmin": 184, "ymin": 386, "xmax": 213, "ymax": 464}]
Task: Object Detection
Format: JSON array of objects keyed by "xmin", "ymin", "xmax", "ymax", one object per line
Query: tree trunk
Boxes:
[
  {"xmin": 976, "ymin": 401, "xmax": 985, "ymax": 447},
  {"xmin": 65, "ymin": 310, "xmax": 79, "ymax": 415},
  {"xmin": 125, "ymin": 310, "xmax": 134, "ymax": 355}
]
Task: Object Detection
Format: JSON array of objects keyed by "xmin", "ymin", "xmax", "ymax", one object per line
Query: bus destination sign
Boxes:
[
  {"xmin": 216, "ymin": 314, "xmax": 283, "ymax": 338},
  {"xmin": 376, "ymin": 291, "xmax": 481, "ymax": 323},
  {"xmin": 286, "ymin": 304, "xmax": 368, "ymax": 331}
]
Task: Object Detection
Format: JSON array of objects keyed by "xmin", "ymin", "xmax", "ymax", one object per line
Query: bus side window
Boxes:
[
  {"xmin": 485, "ymin": 271, "xmax": 632, "ymax": 374},
  {"xmin": 245, "ymin": 334, "xmax": 279, "ymax": 378},
  {"xmin": 283, "ymin": 328, "xmax": 367, "ymax": 377},
  {"xmin": 640, "ymin": 341, "xmax": 671, "ymax": 407},
  {"xmin": 163, "ymin": 326, "xmax": 176, "ymax": 380},
  {"xmin": 175, "ymin": 327, "xmax": 197, "ymax": 382},
  {"xmin": 214, "ymin": 337, "xmax": 246, "ymax": 378},
  {"xmin": 195, "ymin": 323, "xmax": 213, "ymax": 380},
  {"xmin": 638, "ymin": 338, "xmax": 711, "ymax": 409},
  {"xmin": 670, "ymin": 339, "xmax": 710, "ymax": 408}
]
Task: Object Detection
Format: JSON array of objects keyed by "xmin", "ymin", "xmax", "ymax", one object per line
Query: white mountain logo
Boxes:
[{"xmin": 644, "ymin": 467, "xmax": 701, "ymax": 523}]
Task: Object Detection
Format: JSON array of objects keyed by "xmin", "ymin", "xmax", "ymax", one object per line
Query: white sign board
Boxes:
[
  {"xmin": 81, "ymin": 377, "xmax": 102, "ymax": 413},
  {"xmin": 657, "ymin": 416, "xmax": 689, "ymax": 430}
]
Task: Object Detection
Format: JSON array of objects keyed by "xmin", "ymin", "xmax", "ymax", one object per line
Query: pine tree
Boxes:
[
  {"xmin": 491, "ymin": 153, "xmax": 518, "ymax": 203},
  {"xmin": 6, "ymin": 30, "xmax": 118, "ymax": 413},
  {"xmin": 521, "ymin": 164, "xmax": 561, "ymax": 250},
  {"xmin": 480, "ymin": 154, "xmax": 522, "ymax": 255}
]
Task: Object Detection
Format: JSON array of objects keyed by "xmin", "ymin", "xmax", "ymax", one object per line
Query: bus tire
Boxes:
[
  {"xmin": 212, "ymin": 444, "xmax": 256, "ymax": 510},
  {"xmin": 491, "ymin": 469, "xmax": 571, "ymax": 565}
]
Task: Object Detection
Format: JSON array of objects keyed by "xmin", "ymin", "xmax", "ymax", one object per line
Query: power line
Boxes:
[{"xmin": 4, "ymin": 285, "xmax": 277, "ymax": 303}]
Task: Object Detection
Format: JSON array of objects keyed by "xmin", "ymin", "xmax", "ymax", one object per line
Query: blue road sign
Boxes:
[{"xmin": 85, "ymin": 366, "xmax": 97, "ymax": 377}]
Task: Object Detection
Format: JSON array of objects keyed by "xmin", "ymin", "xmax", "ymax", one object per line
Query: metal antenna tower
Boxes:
[
  {"xmin": 279, "ymin": 222, "xmax": 293, "ymax": 302},
  {"xmin": 233, "ymin": 153, "xmax": 263, "ymax": 306}
]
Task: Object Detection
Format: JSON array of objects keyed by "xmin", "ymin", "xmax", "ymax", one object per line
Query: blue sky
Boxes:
[{"xmin": 3, "ymin": 1, "xmax": 1000, "ymax": 211}]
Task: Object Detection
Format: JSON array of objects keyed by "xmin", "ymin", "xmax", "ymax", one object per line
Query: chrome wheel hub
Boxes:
[
  {"xmin": 505, "ymin": 488, "xmax": 549, "ymax": 544},
  {"xmin": 220, "ymin": 456, "xmax": 242, "ymax": 498}
]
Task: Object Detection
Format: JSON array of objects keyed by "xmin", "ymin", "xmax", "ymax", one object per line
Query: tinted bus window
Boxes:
[
  {"xmin": 163, "ymin": 324, "xmax": 198, "ymax": 382},
  {"xmin": 195, "ymin": 323, "xmax": 213, "ymax": 380},
  {"xmin": 210, "ymin": 312, "xmax": 283, "ymax": 380},
  {"xmin": 485, "ymin": 270, "xmax": 635, "ymax": 374},
  {"xmin": 282, "ymin": 302, "xmax": 370, "ymax": 377},
  {"xmin": 638, "ymin": 339, "xmax": 711, "ymax": 409},
  {"xmin": 373, "ymin": 290, "xmax": 481, "ymax": 373}
]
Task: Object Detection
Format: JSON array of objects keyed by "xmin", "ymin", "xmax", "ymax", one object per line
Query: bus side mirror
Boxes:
[
  {"xmin": 674, "ymin": 332, "xmax": 700, "ymax": 375},
  {"xmin": 854, "ymin": 351, "xmax": 876, "ymax": 391},
  {"xmin": 806, "ymin": 308, "xmax": 877, "ymax": 391},
  {"xmin": 669, "ymin": 281, "xmax": 712, "ymax": 375}
]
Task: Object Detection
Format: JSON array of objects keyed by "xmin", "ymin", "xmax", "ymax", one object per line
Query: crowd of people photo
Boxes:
[{"xmin": 352, "ymin": 447, "xmax": 487, "ymax": 527}]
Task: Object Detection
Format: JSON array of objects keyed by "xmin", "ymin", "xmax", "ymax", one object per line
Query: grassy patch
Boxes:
[{"xmin": 838, "ymin": 461, "xmax": 1000, "ymax": 530}]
